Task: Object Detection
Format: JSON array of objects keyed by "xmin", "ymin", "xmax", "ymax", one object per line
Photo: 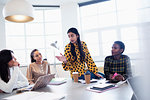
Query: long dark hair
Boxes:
[
  {"xmin": 30, "ymin": 49, "xmax": 38, "ymax": 63},
  {"xmin": 0, "ymin": 49, "xmax": 13, "ymax": 83},
  {"xmin": 67, "ymin": 27, "xmax": 85, "ymax": 62}
]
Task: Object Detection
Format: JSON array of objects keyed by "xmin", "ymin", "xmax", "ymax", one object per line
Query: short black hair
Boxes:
[{"xmin": 114, "ymin": 41, "xmax": 125, "ymax": 53}]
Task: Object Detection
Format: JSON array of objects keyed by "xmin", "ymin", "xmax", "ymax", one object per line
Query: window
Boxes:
[
  {"xmin": 101, "ymin": 30, "xmax": 117, "ymax": 56},
  {"xmin": 117, "ymin": 10, "xmax": 138, "ymax": 25},
  {"xmin": 98, "ymin": 13, "xmax": 117, "ymax": 28},
  {"xmin": 80, "ymin": 0, "xmax": 149, "ymax": 61},
  {"xmin": 121, "ymin": 27, "xmax": 139, "ymax": 54},
  {"xmin": 83, "ymin": 32, "xmax": 99, "ymax": 56},
  {"xmin": 5, "ymin": 8, "xmax": 62, "ymax": 66}
]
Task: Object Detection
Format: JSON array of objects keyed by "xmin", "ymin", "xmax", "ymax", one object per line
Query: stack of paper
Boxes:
[{"xmin": 78, "ymin": 79, "xmax": 98, "ymax": 84}]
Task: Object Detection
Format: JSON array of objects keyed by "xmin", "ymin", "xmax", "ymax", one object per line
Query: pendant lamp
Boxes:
[{"xmin": 3, "ymin": 0, "xmax": 34, "ymax": 23}]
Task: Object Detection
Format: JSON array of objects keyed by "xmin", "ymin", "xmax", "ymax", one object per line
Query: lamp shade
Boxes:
[{"xmin": 3, "ymin": 0, "xmax": 34, "ymax": 23}]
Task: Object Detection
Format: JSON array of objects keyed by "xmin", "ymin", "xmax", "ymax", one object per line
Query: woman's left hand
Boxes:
[
  {"xmin": 95, "ymin": 73, "xmax": 104, "ymax": 79},
  {"xmin": 114, "ymin": 74, "xmax": 125, "ymax": 81},
  {"xmin": 13, "ymin": 61, "xmax": 20, "ymax": 66}
]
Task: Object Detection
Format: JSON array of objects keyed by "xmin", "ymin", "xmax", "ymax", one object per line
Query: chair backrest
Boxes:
[{"xmin": 98, "ymin": 66, "xmax": 104, "ymax": 74}]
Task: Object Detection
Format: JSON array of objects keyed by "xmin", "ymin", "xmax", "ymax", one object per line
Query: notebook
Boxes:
[
  {"xmin": 86, "ymin": 83, "xmax": 118, "ymax": 93},
  {"xmin": 17, "ymin": 74, "xmax": 55, "ymax": 92}
]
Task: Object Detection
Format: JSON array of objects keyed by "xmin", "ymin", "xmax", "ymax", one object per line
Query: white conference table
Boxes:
[{"xmin": 0, "ymin": 79, "xmax": 133, "ymax": 100}]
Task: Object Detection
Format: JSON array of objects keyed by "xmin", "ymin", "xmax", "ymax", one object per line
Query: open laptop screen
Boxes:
[
  {"xmin": 17, "ymin": 74, "xmax": 55, "ymax": 92},
  {"xmin": 127, "ymin": 76, "xmax": 145, "ymax": 100},
  {"xmin": 32, "ymin": 74, "xmax": 55, "ymax": 91}
]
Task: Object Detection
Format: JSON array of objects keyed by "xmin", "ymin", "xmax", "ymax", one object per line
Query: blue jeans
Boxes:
[{"xmin": 78, "ymin": 71, "xmax": 105, "ymax": 80}]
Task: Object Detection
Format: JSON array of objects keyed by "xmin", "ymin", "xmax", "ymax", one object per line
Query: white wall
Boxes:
[
  {"xmin": 0, "ymin": 5, "xmax": 6, "ymax": 50},
  {"xmin": 60, "ymin": 2, "xmax": 80, "ymax": 48}
]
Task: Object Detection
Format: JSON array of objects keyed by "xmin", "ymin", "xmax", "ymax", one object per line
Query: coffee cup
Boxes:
[
  {"xmin": 84, "ymin": 71, "xmax": 91, "ymax": 84},
  {"xmin": 72, "ymin": 72, "xmax": 78, "ymax": 82}
]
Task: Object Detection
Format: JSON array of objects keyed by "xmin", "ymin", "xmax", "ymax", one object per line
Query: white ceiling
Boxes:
[{"xmin": 0, "ymin": 0, "xmax": 93, "ymax": 5}]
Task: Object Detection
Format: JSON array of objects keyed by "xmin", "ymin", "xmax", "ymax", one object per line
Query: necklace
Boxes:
[{"xmin": 38, "ymin": 64, "xmax": 44, "ymax": 74}]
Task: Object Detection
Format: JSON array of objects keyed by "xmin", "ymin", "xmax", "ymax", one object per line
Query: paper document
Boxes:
[
  {"xmin": 115, "ymin": 80, "xmax": 127, "ymax": 87},
  {"xmin": 78, "ymin": 79, "xmax": 98, "ymax": 84},
  {"xmin": 3, "ymin": 91, "xmax": 65, "ymax": 100},
  {"xmin": 49, "ymin": 78, "xmax": 67, "ymax": 85}
]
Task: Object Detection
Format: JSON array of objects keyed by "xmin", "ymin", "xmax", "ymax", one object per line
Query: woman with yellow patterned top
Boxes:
[{"xmin": 56, "ymin": 27, "xmax": 104, "ymax": 80}]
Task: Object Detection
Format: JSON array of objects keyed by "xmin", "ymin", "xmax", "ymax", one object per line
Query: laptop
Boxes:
[
  {"xmin": 127, "ymin": 76, "xmax": 143, "ymax": 100},
  {"xmin": 17, "ymin": 74, "xmax": 55, "ymax": 92}
]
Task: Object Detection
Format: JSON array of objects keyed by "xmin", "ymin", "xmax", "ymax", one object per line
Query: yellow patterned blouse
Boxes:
[{"xmin": 62, "ymin": 41, "xmax": 98, "ymax": 78}]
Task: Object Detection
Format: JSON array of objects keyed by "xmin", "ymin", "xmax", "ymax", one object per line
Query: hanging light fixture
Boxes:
[{"xmin": 3, "ymin": 0, "xmax": 34, "ymax": 23}]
